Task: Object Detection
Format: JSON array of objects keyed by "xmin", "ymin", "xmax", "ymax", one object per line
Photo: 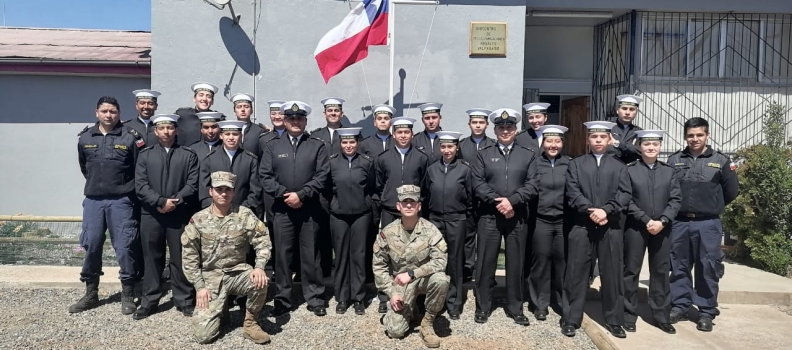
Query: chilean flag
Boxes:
[{"xmin": 314, "ymin": 0, "xmax": 389, "ymax": 83}]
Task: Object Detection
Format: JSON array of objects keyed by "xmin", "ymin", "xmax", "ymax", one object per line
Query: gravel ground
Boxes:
[
  {"xmin": 773, "ymin": 304, "xmax": 792, "ymax": 317},
  {"xmin": 0, "ymin": 287, "xmax": 598, "ymax": 350}
]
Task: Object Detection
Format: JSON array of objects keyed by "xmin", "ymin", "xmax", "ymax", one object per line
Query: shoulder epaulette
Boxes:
[
  {"xmin": 359, "ymin": 153, "xmax": 372, "ymax": 161},
  {"xmin": 459, "ymin": 159, "xmax": 471, "ymax": 167},
  {"xmin": 570, "ymin": 154, "xmax": 586, "ymax": 160},
  {"xmin": 478, "ymin": 145, "xmax": 494, "ymax": 151},
  {"xmin": 657, "ymin": 160, "xmax": 672, "ymax": 167},
  {"xmin": 377, "ymin": 148, "xmax": 390, "ymax": 157},
  {"xmin": 626, "ymin": 160, "xmax": 638, "ymax": 166},
  {"xmin": 121, "ymin": 119, "xmax": 131, "ymax": 124},
  {"xmin": 244, "ymin": 150, "xmax": 258, "ymax": 159},
  {"xmin": 514, "ymin": 144, "xmax": 534, "ymax": 152},
  {"xmin": 265, "ymin": 136, "xmax": 280, "ymax": 144},
  {"xmin": 259, "ymin": 130, "xmax": 272, "ymax": 137},
  {"xmin": 181, "ymin": 146, "xmax": 196, "ymax": 154},
  {"xmin": 205, "ymin": 149, "xmax": 217, "ymax": 157},
  {"xmin": 126, "ymin": 128, "xmax": 142, "ymax": 138},
  {"xmin": 77, "ymin": 125, "xmax": 91, "ymax": 136},
  {"xmin": 257, "ymin": 123, "xmax": 270, "ymax": 132},
  {"xmin": 329, "ymin": 153, "xmax": 339, "ymax": 159},
  {"xmin": 310, "ymin": 127, "xmax": 323, "ymax": 134},
  {"xmin": 414, "ymin": 147, "xmax": 428, "ymax": 155},
  {"xmin": 140, "ymin": 146, "xmax": 154, "ymax": 152},
  {"xmin": 310, "ymin": 136, "xmax": 326, "ymax": 143}
]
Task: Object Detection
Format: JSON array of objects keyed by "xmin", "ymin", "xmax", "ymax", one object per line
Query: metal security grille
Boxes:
[{"xmin": 593, "ymin": 11, "xmax": 792, "ymax": 156}]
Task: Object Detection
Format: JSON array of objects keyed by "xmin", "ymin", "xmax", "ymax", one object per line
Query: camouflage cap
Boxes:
[
  {"xmin": 210, "ymin": 171, "xmax": 236, "ymax": 188},
  {"xmin": 396, "ymin": 185, "xmax": 421, "ymax": 202}
]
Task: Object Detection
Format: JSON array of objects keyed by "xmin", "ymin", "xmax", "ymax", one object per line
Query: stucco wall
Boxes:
[
  {"xmin": 152, "ymin": 0, "xmax": 527, "ymax": 137},
  {"xmin": 0, "ymin": 74, "xmax": 150, "ymax": 216}
]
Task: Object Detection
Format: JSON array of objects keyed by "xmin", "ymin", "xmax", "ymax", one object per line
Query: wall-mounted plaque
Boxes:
[{"xmin": 469, "ymin": 22, "xmax": 507, "ymax": 57}]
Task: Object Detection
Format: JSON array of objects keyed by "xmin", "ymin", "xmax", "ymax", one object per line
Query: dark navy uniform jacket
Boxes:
[
  {"xmin": 134, "ymin": 143, "xmax": 199, "ymax": 212},
  {"xmin": 78, "ymin": 122, "xmax": 145, "ymax": 197},
  {"xmin": 328, "ymin": 152, "xmax": 376, "ymax": 216},
  {"xmin": 259, "ymin": 133, "xmax": 329, "ymax": 213},
  {"xmin": 471, "ymin": 144, "xmax": 539, "ymax": 217},
  {"xmin": 667, "ymin": 147, "xmax": 738, "ymax": 218}
]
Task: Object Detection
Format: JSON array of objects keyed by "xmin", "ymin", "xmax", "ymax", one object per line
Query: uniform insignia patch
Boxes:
[
  {"xmin": 491, "ymin": 158, "xmax": 500, "ymax": 162},
  {"xmin": 135, "ymin": 139, "xmax": 145, "ymax": 148},
  {"xmin": 379, "ymin": 231, "xmax": 386, "ymax": 239},
  {"xmin": 84, "ymin": 144, "xmax": 98, "ymax": 148},
  {"xmin": 730, "ymin": 162, "xmax": 736, "ymax": 171},
  {"xmin": 707, "ymin": 162, "xmax": 721, "ymax": 168},
  {"xmin": 189, "ymin": 218, "xmax": 194, "ymax": 223},
  {"xmin": 674, "ymin": 163, "xmax": 685, "ymax": 166},
  {"xmin": 500, "ymin": 111, "xmax": 509, "ymax": 119},
  {"xmin": 255, "ymin": 221, "xmax": 266, "ymax": 232},
  {"xmin": 114, "ymin": 145, "xmax": 128, "ymax": 150},
  {"xmin": 277, "ymin": 153, "xmax": 288, "ymax": 158},
  {"xmin": 291, "ymin": 103, "xmax": 299, "ymax": 112}
]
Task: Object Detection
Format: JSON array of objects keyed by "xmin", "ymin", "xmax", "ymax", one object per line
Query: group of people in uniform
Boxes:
[{"xmin": 73, "ymin": 82, "xmax": 739, "ymax": 347}]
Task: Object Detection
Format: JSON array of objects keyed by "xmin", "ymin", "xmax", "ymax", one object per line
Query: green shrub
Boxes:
[{"xmin": 723, "ymin": 102, "xmax": 792, "ymax": 276}]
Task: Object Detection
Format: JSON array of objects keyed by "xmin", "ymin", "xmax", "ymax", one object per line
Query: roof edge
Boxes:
[{"xmin": 0, "ymin": 58, "xmax": 151, "ymax": 67}]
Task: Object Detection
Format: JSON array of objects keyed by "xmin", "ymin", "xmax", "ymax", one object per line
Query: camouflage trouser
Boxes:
[
  {"xmin": 192, "ymin": 269, "xmax": 268, "ymax": 344},
  {"xmin": 384, "ymin": 272, "xmax": 450, "ymax": 338}
]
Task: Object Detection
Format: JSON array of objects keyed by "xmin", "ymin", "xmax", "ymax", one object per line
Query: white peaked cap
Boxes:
[{"xmin": 191, "ymin": 82, "xmax": 218, "ymax": 94}]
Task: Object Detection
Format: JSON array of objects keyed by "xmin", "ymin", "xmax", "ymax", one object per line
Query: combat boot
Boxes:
[
  {"xmin": 120, "ymin": 283, "xmax": 136, "ymax": 315},
  {"xmin": 420, "ymin": 313, "xmax": 441, "ymax": 348},
  {"xmin": 242, "ymin": 310, "xmax": 271, "ymax": 344},
  {"xmin": 69, "ymin": 279, "xmax": 100, "ymax": 313}
]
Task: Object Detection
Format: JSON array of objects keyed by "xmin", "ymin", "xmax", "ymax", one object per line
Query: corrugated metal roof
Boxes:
[{"xmin": 0, "ymin": 27, "xmax": 151, "ymax": 62}]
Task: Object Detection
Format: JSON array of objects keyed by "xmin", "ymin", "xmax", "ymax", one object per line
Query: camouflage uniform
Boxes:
[
  {"xmin": 181, "ymin": 203, "xmax": 272, "ymax": 344},
  {"xmin": 373, "ymin": 215, "xmax": 449, "ymax": 339}
]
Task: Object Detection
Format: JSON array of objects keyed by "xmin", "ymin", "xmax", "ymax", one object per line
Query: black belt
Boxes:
[{"xmin": 676, "ymin": 213, "xmax": 718, "ymax": 220}]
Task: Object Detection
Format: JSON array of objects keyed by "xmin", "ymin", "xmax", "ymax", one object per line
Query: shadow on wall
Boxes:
[
  {"xmin": 341, "ymin": 68, "xmax": 430, "ymax": 136},
  {"xmin": 218, "ymin": 16, "xmax": 260, "ymax": 99}
]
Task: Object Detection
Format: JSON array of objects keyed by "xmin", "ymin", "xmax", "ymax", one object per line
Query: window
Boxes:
[
  {"xmin": 642, "ymin": 17, "xmax": 687, "ymax": 77},
  {"xmin": 762, "ymin": 22, "xmax": 792, "ymax": 80}
]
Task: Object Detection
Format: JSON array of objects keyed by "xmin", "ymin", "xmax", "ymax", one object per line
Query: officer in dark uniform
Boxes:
[
  {"xmin": 124, "ymin": 89, "xmax": 161, "ymax": 146},
  {"xmin": 310, "ymin": 97, "xmax": 347, "ymax": 278},
  {"xmin": 259, "ymin": 101, "xmax": 330, "ymax": 317},
  {"xmin": 471, "ymin": 108, "xmax": 539, "ymax": 325},
  {"xmin": 70, "ymin": 96, "xmax": 145, "ymax": 315},
  {"xmin": 374, "ymin": 116, "xmax": 430, "ymax": 313},
  {"xmin": 623, "ymin": 130, "xmax": 681, "ymax": 334},
  {"xmin": 198, "ymin": 120, "xmax": 261, "ymax": 210},
  {"xmin": 458, "ymin": 108, "xmax": 495, "ymax": 282},
  {"xmin": 411, "ymin": 103, "xmax": 444, "ymax": 163},
  {"xmin": 175, "ymin": 82, "xmax": 224, "ymax": 147},
  {"xmin": 515, "ymin": 102, "xmax": 549, "ymax": 152},
  {"xmin": 668, "ymin": 117, "xmax": 738, "ymax": 332},
  {"xmin": 133, "ymin": 114, "xmax": 200, "ymax": 320},
  {"xmin": 359, "ymin": 104, "xmax": 396, "ymax": 157},
  {"xmin": 425, "ymin": 131, "xmax": 472, "ymax": 320},
  {"xmin": 561, "ymin": 121, "xmax": 632, "ymax": 338},
  {"xmin": 528, "ymin": 125, "xmax": 571, "ymax": 322},
  {"xmin": 230, "ymin": 93, "xmax": 269, "ymax": 158},
  {"xmin": 258, "ymin": 100, "xmax": 285, "ymax": 274},
  {"xmin": 608, "ymin": 94, "xmax": 644, "ymax": 164},
  {"xmin": 189, "ymin": 112, "xmax": 223, "ymax": 158},
  {"xmin": 328, "ymin": 127, "xmax": 375, "ymax": 315}
]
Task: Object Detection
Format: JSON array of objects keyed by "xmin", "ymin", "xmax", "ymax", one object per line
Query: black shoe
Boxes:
[
  {"xmin": 353, "ymin": 302, "xmax": 365, "ymax": 315},
  {"xmin": 561, "ymin": 322, "xmax": 577, "ymax": 337},
  {"xmin": 132, "ymin": 305, "xmax": 159, "ymax": 320},
  {"xmin": 68, "ymin": 280, "xmax": 100, "ymax": 313},
  {"xmin": 605, "ymin": 324, "xmax": 627, "ymax": 338},
  {"xmin": 474, "ymin": 310, "xmax": 490, "ymax": 324},
  {"xmin": 534, "ymin": 310, "xmax": 547, "ymax": 321},
  {"xmin": 178, "ymin": 306, "xmax": 194, "ymax": 317},
  {"xmin": 120, "ymin": 284, "xmax": 136, "ymax": 315},
  {"xmin": 269, "ymin": 304, "xmax": 289, "ymax": 317},
  {"xmin": 506, "ymin": 311, "xmax": 530, "ymax": 326},
  {"xmin": 336, "ymin": 301, "xmax": 349, "ymax": 314},
  {"xmin": 378, "ymin": 301, "xmax": 388, "ymax": 314},
  {"xmin": 307, "ymin": 305, "xmax": 327, "ymax": 316},
  {"xmin": 624, "ymin": 323, "xmax": 636, "ymax": 332},
  {"xmin": 696, "ymin": 317, "xmax": 713, "ymax": 332},
  {"xmin": 658, "ymin": 323, "xmax": 676, "ymax": 334},
  {"xmin": 448, "ymin": 309, "xmax": 460, "ymax": 320},
  {"xmin": 670, "ymin": 310, "xmax": 689, "ymax": 324}
]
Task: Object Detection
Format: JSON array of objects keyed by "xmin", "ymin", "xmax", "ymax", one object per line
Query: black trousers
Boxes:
[
  {"xmin": 475, "ymin": 215, "xmax": 528, "ymax": 315},
  {"xmin": 429, "ymin": 213, "xmax": 467, "ymax": 312},
  {"xmin": 562, "ymin": 222, "xmax": 624, "ymax": 326},
  {"xmin": 376, "ymin": 209, "xmax": 401, "ymax": 303},
  {"xmin": 330, "ymin": 212, "xmax": 372, "ymax": 303},
  {"xmin": 463, "ymin": 215, "xmax": 477, "ymax": 280},
  {"xmin": 624, "ymin": 225, "xmax": 671, "ymax": 324},
  {"xmin": 317, "ymin": 203, "xmax": 334, "ymax": 278},
  {"xmin": 139, "ymin": 209, "xmax": 194, "ymax": 309},
  {"xmin": 273, "ymin": 207, "xmax": 325, "ymax": 308},
  {"xmin": 529, "ymin": 218, "xmax": 566, "ymax": 312}
]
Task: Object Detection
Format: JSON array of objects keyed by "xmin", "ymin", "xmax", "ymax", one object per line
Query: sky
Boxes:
[{"xmin": 1, "ymin": 0, "xmax": 151, "ymax": 31}]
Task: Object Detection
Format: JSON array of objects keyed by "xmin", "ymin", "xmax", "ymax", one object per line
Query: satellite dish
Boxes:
[{"xmin": 215, "ymin": 0, "xmax": 232, "ymax": 5}]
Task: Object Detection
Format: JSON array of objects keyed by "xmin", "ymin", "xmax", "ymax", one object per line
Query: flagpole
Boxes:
[{"xmin": 387, "ymin": 0, "xmax": 438, "ymax": 109}]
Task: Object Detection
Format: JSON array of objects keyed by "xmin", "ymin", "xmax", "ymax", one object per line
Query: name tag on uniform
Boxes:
[
  {"xmin": 674, "ymin": 163, "xmax": 685, "ymax": 166},
  {"xmin": 490, "ymin": 158, "xmax": 500, "ymax": 162},
  {"xmin": 83, "ymin": 144, "xmax": 98, "ymax": 149},
  {"xmin": 707, "ymin": 162, "xmax": 721, "ymax": 168},
  {"xmin": 277, "ymin": 153, "xmax": 288, "ymax": 158},
  {"xmin": 114, "ymin": 145, "xmax": 128, "ymax": 150}
]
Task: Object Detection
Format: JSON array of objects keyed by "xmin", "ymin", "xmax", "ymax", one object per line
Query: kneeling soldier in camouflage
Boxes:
[
  {"xmin": 373, "ymin": 185, "xmax": 450, "ymax": 348},
  {"xmin": 181, "ymin": 171, "xmax": 273, "ymax": 344}
]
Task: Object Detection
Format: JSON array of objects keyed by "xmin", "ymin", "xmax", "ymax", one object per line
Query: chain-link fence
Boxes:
[{"xmin": 0, "ymin": 216, "xmax": 118, "ymax": 266}]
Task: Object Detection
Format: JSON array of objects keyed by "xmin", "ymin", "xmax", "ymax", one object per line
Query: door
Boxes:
[
  {"xmin": 522, "ymin": 88, "xmax": 540, "ymax": 130},
  {"xmin": 562, "ymin": 96, "xmax": 590, "ymax": 157}
]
